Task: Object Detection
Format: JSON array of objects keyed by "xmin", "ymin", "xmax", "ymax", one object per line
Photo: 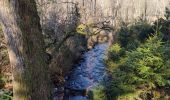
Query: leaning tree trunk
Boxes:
[{"xmin": 0, "ymin": 0, "xmax": 52, "ymax": 100}]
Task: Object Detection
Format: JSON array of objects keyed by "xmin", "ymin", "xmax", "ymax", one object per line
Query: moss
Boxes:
[{"xmin": 76, "ymin": 24, "xmax": 88, "ymax": 35}]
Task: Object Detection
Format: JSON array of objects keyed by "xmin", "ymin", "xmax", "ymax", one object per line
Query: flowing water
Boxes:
[{"xmin": 64, "ymin": 43, "xmax": 109, "ymax": 100}]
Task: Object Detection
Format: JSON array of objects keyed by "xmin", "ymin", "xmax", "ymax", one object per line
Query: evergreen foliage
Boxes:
[{"xmin": 106, "ymin": 18, "xmax": 170, "ymax": 99}]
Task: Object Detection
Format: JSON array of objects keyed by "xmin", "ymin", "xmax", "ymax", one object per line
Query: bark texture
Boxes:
[{"xmin": 0, "ymin": 0, "xmax": 52, "ymax": 100}]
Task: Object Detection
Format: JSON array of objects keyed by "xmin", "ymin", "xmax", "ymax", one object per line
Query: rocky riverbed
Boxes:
[{"xmin": 63, "ymin": 43, "xmax": 109, "ymax": 100}]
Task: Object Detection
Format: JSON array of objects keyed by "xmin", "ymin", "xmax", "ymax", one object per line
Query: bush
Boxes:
[
  {"xmin": 107, "ymin": 34, "xmax": 170, "ymax": 99},
  {"xmin": 106, "ymin": 11, "xmax": 170, "ymax": 99},
  {"xmin": 118, "ymin": 21, "xmax": 154, "ymax": 49},
  {"xmin": 0, "ymin": 89, "xmax": 13, "ymax": 100},
  {"xmin": 152, "ymin": 18, "xmax": 170, "ymax": 41},
  {"xmin": 108, "ymin": 43, "xmax": 125, "ymax": 61},
  {"xmin": 88, "ymin": 85, "xmax": 107, "ymax": 100}
]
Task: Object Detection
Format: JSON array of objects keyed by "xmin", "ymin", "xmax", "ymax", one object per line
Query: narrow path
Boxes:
[{"xmin": 64, "ymin": 43, "xmax": 109, "ymax": 100}]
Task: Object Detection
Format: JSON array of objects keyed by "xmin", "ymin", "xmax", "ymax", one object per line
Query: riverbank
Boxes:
[{"xmin": 53, "ymin": 43, "xmax": 109, "ymax": 100}]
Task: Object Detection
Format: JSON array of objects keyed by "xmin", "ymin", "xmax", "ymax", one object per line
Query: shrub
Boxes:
[
  {"xmin": 108, "ymin": 43, "xmax": 125, "ymax": 61},
  {"xmin": 106, "ymin": 12, "xmax": 170, "ymax": 99},
  {"xmin": 118, "ymin": 21, "xmax": 154, "ymax": 49},
  {"xmin": 107, "ymin": 34, "xmax": 170, "ymax": 99},
  {"xmin": 152, "ymin": 18, "xmax": 170, "ymax": 41},
  {"xmin": 0, "ymin": 89, "xmax": 13, "ymax": 100},
  {"xmin": 88, "ymin": 85, "xmax": 107, "ymax": 100}
]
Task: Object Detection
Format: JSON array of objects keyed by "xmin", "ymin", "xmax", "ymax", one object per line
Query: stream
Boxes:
[{"xmin": 63, "ymin": 43, "xmax": 109, "ymax": 100}]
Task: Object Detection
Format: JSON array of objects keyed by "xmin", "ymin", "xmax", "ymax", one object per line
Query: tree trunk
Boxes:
[{"xmin": 0, "ymin": 0, "xmax": 52, "ymax": 100}]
